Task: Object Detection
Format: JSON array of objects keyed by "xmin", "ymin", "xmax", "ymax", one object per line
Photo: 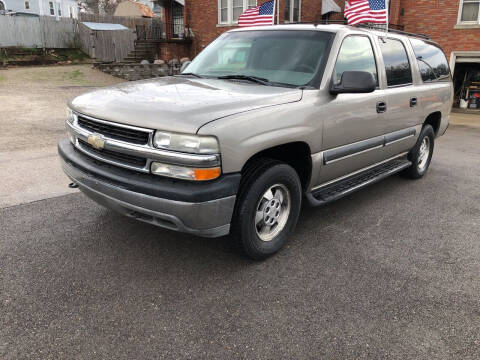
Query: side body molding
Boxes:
[
  {"xmin": 384, "ymin": 127, "xmax": 417, "ymax": 146},
  {"xmin": 323, "ymin": 136, "xmax": 384, "ymax": 165},
  {"xmin": 323, "ymin": 127, "xmax": 417, "ymax": 165}
]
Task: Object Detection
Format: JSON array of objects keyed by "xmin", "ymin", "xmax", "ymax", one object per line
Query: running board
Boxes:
[{"xmin": 307, "ymin": 159, "xmax": 412, "ymax": 206}]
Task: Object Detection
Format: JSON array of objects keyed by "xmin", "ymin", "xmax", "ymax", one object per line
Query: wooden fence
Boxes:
[
  {"xmin": 0, "ymin": 16, "xmax": 78, "ymax": 48},
  {"xmin": 0, "ymin": 14, "xmax": 148, "ymax": 62},
  {"xmin": 78, "ymin": 22, "xmax": 136, "ymax": 62}
]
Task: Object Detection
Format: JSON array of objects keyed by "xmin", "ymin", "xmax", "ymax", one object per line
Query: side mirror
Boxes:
[
  {"xmin": 180, "ymin": 61, "xmax": 192, "ymax": 73},
  {"xmin": 330, "ymin": 71, "xmax": 376, "ymax": 95}
]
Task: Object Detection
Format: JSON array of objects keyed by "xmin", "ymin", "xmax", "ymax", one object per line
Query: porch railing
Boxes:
[{"xmin": 136, "ymin": 20, "xmax": 193, "ymax": 42}]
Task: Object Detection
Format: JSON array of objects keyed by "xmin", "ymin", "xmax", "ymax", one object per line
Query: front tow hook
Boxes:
[{"xmin": 68, "ymin": 182, "xmax": 79, "ymax": 189}]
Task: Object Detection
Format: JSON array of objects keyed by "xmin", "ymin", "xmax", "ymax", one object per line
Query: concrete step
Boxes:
[
  {"xmin": 131, "ymin": 48, "xmax": 154, "ymax": 53},
  {"xmin": 135, "ymin": 44, "xmax": 157, "ymax": 48},
  {"xmin": 129, "ymin": 50, "xmax": 154, "ymax": 54},
  {"xmin": 128, "ymin": 53, "xmax": 153, "ymax": 58}
]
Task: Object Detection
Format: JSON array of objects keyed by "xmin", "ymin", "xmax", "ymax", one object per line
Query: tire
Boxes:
[
  {"xmin": 231, "ymin": 158, "xmax": 302, "ymax": 260},
  {"xmin": 403, "ymin": 124, "xmax": 435, "ymax": 179}
]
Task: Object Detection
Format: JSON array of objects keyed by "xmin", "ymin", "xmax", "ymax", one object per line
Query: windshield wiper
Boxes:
[
  {"xmin": 176, "ymin": 72, "xmax": 203, "ymax": 78},
  {"xmin": 217, "ymin": 74, "xmax": 272, "ymax": 86}
]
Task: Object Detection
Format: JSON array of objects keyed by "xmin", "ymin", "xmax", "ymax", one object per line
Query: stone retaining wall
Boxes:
[{"xmin": 96, "ymin": 58, "xmax": 190, "ymax": 81}]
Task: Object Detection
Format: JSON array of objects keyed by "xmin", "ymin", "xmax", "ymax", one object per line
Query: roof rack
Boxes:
[
  {"xmin": 357, "ymin": 24, "xmax": 431, "ymax": 40},
  {"xmin": 283, "ymin": 20, "xmax": 431, "ymax": 40}
]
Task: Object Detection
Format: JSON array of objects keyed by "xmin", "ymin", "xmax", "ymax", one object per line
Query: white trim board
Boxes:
[{"xmin": 450, "ymin": 51, "xmax": 480, "ymax": 73}]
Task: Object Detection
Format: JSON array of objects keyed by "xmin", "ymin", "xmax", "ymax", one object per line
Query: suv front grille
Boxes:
[
  {"xmin": 68, "ymin": 113, "xmax": 218, "ymax": 174},
  {"xmin": 77, "ymin": 116, "xmax": 150, "ymax": 145},
  {"xmin": 78, "ymin": 139, "xmax": 147, "ymax": 168}
]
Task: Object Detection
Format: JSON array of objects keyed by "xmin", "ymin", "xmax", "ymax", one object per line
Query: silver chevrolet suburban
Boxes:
[{"xmin": 59, "ymin": 25, "xmax": 453, "ymax": 259}]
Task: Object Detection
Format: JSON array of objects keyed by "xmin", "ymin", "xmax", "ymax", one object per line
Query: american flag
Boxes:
[
  {"xmin": 238, "ymin": 0, "xmax": 275, "ymax": 27},
  {"xmin": 344, "ymin": 0, "xmax": 388, "ymax": 25}
]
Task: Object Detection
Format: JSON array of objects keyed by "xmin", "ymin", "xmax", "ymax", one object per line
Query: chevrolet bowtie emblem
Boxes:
[{"xmin": 87, "ymin": 134, "xmax": 105, "ymax": 150}]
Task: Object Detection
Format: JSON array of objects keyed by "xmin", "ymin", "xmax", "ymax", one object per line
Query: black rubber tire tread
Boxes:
[
  {"xmin": 231, "ymin": 158, "xmax": 302, "ymax": 260},
  {"xmin": 403, "ymin": 124, "xmax": 435, "ymax": 179}
]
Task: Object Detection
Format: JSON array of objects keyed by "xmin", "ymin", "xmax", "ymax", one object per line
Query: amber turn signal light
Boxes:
[
  {"xmin": 194, "ymin": 167, "xmax": 221, "ymax": 181},
  {"xmin": 151, "ymin": 162, "xmax": 221, "ymax": 181}
]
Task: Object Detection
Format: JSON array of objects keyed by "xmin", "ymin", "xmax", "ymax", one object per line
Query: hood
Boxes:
[{"xmin": 69, "ymin": 77, "xmax": 303, "ymax": 134}]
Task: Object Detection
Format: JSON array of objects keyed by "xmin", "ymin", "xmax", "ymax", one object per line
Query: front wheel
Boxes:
[
  {"xmin": 231, "ymin": 159, "xmax": 302, "ymax": 260},
  {"xmin": 403, "ymin": 124, "xmax": 435, "ymax": 179}
]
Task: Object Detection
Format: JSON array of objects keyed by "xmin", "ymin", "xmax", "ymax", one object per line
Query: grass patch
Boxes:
[
  {"xmin": 0, "ymin": 47, "xmax": 90, "ymax": 66},
  {"xmin": 0, "ymin": 74, "xmax": 5, "ymax": 82},
  {"xmin": 63, "ymin": 69, "xmax": 84, "ymax": 81},
  {"xmin": 22, "ymin": 67, "xmax": 90, "ymax": 85},
  {"xmin": 53, "ymin": 49, "xmax": 89, "ymax": 62}
]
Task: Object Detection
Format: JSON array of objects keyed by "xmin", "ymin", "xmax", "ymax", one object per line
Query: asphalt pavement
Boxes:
[
  {"xmin": 1, "ymin": 123, "xmax": 480, "ymax": 359},
  {"xmin": 0, "ymin": 65, "xmax": 121, "ymax": 208}
]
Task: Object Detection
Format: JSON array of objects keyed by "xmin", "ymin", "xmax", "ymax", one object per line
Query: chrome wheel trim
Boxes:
[
  {"xmin": 417, "ymin": 136, "xmax": 430, "ymax": 172},
  {"xmin": 254, "ymin": 184, "xmax": 291, "ymax": 242}
]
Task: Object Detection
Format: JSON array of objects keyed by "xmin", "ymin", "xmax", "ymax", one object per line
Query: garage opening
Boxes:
[{"xmin": 452, "ymin": 52, "xmax": 480, "ymax": 111}]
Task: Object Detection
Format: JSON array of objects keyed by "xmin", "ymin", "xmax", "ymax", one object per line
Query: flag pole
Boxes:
[
  {"xmin": 272, "ymin": 0, "xmax": 277, "ymax": 25},
  {"xmin": 385, "ymin": 0, "xmax": 389, "ymax": 35},
  {"xmin": 277, "ymin": 0, "xmax": 280, "ymax": 24}
]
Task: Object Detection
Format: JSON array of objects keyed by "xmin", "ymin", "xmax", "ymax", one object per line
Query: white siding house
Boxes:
[{"xmin": 0, "ymin": 0, "xmax": 78, "ymax": 18}]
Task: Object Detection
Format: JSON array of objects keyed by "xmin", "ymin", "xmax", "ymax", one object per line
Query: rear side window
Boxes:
[
  {"xmin": 410, "ymin": 38, "xmax": 450, "ymax": 82},
  {"xmin": 333, "ymin": 35, "xmax": 378, "ymax": 84},
  {"xmin": 379, "ymin": 38, "xmax": 412, "ymax": 87}
]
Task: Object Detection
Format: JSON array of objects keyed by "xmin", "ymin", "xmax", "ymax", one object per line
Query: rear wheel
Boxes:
[
  {"xmin": 231, "ymin": 159, "xmax": 302, "ymax": 260},
  {"xmin": 403, "ymin": 124, "xmax": 435, "ymax": 179}
]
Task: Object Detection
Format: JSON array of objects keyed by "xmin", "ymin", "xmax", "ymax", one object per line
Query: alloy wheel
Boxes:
[{"xmin": 254, "ymin": 184, "xmax": 291, "ymax": 242}]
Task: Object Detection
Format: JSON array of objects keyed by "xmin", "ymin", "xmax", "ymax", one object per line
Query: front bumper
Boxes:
[{"xmin": 59, "ymin": 139, "xmax": 240, "ymax": 238}]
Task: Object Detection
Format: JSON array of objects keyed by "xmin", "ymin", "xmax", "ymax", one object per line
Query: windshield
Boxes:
[{"xmin": 183, "ymin": 30, "xmax": 333, "ymax": 87}]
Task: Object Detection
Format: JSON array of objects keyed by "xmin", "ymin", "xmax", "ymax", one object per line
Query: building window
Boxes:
[
  {"xmin": 57, "ymin": 3, "xmax": 61, "ymax": 16},
  {"xmin": 232, "ymin": 0, "xmax": 243, "ymax": 20},
  {"xmin": 458, "ymin": 0, "xmax": 480, "ymax": 23},
  {"xmin": 285, "ymin": 0, "xmax": 301, "ymax": 22},
  {"xmin": 0, "ymin": 1, "xmax": 4, "ymax": 11},
  {"xmin": 25, "ymin": 1, "xmax": 30, "ymax": 9},
  {"xmin": 49, "ymin": 1, "xmax": 55, "ymax": 15},
  {"xmin": 218, "ymin": 0, "xmax": 258, "ymax": 25},
  {"xmin": 220, "ymin": 0, "xmax": 228, "ymax": 22}
]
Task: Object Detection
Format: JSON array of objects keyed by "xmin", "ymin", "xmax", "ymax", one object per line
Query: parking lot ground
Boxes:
[
  {"xmin": 0, "ymin": 65, "xmax": 123, "ymax": 208},
  {"xmin": 1, "ymin": 65, "xmax": 480, "ymax": 358},
  {"xmin": 1, "ymin": 122, "xmax": 480, "ymax": 358},
  {"xmin": 450, "ymin": 111, "xmax": 480, "ymax": 128}
]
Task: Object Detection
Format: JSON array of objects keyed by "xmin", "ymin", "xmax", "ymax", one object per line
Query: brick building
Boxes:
[
  {"xmin": 388, "ymin": 0, "xmax": 480, "ymax": 107},
  {"xmin": 159, "ymin": 0, "xmax": 344, "ymax": 59},
  {"xmin": 185, "ymin": 0, "xmax": 345, "ymax": 57},
  {"xmin": 159, "ymin": 0, "xmax": 479, "ymax": 106},
  {"xmin": 164, "ymin": 0, "xmax": 478, "ymax": 62}
]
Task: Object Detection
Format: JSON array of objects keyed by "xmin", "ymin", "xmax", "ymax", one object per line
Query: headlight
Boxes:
[
  {"xmin": 66, "ymin": 108, "xmax": 77, "ymax": 144},
  {"xmin": 151, "ymin": 162, "xmax": 221, "ymax": 181},
  {"xmin": 66, "ymin": 108, "xmax": 76, "ymax": 124},
  {"xmin": 153, "ymin": 131, "xmax": 219, "ymax": 154}
]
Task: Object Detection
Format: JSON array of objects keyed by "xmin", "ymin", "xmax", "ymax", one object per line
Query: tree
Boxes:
[{"xmin": 78, "ymin": 0, "xmax": 120, "ymax": 15}]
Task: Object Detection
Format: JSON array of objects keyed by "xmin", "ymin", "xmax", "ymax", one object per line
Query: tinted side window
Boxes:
[
  {"xmin": 379, "ymin": 38, "xmax": 412, "ymax": 87},
  {"xmin": 334, "ymin": 36, "xmax": 377, "ymax": 84},
  {"xmin": 410, "ymin": 38, "xmax": 450, "ymax": 82}
]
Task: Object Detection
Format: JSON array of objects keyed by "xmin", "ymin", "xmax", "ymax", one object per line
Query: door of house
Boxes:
[{"xmin": 172, "ymin": 2, "xmax": 184, "ymax": 39}]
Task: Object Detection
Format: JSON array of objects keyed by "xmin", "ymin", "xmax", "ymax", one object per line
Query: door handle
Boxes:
[
  {"xmin": 377, "ymin": 101, "xmax": 387, "ymax": 113},
  {"xmin": 410, "ymin": 97, "xmax": 418, "ymax": 107}
]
